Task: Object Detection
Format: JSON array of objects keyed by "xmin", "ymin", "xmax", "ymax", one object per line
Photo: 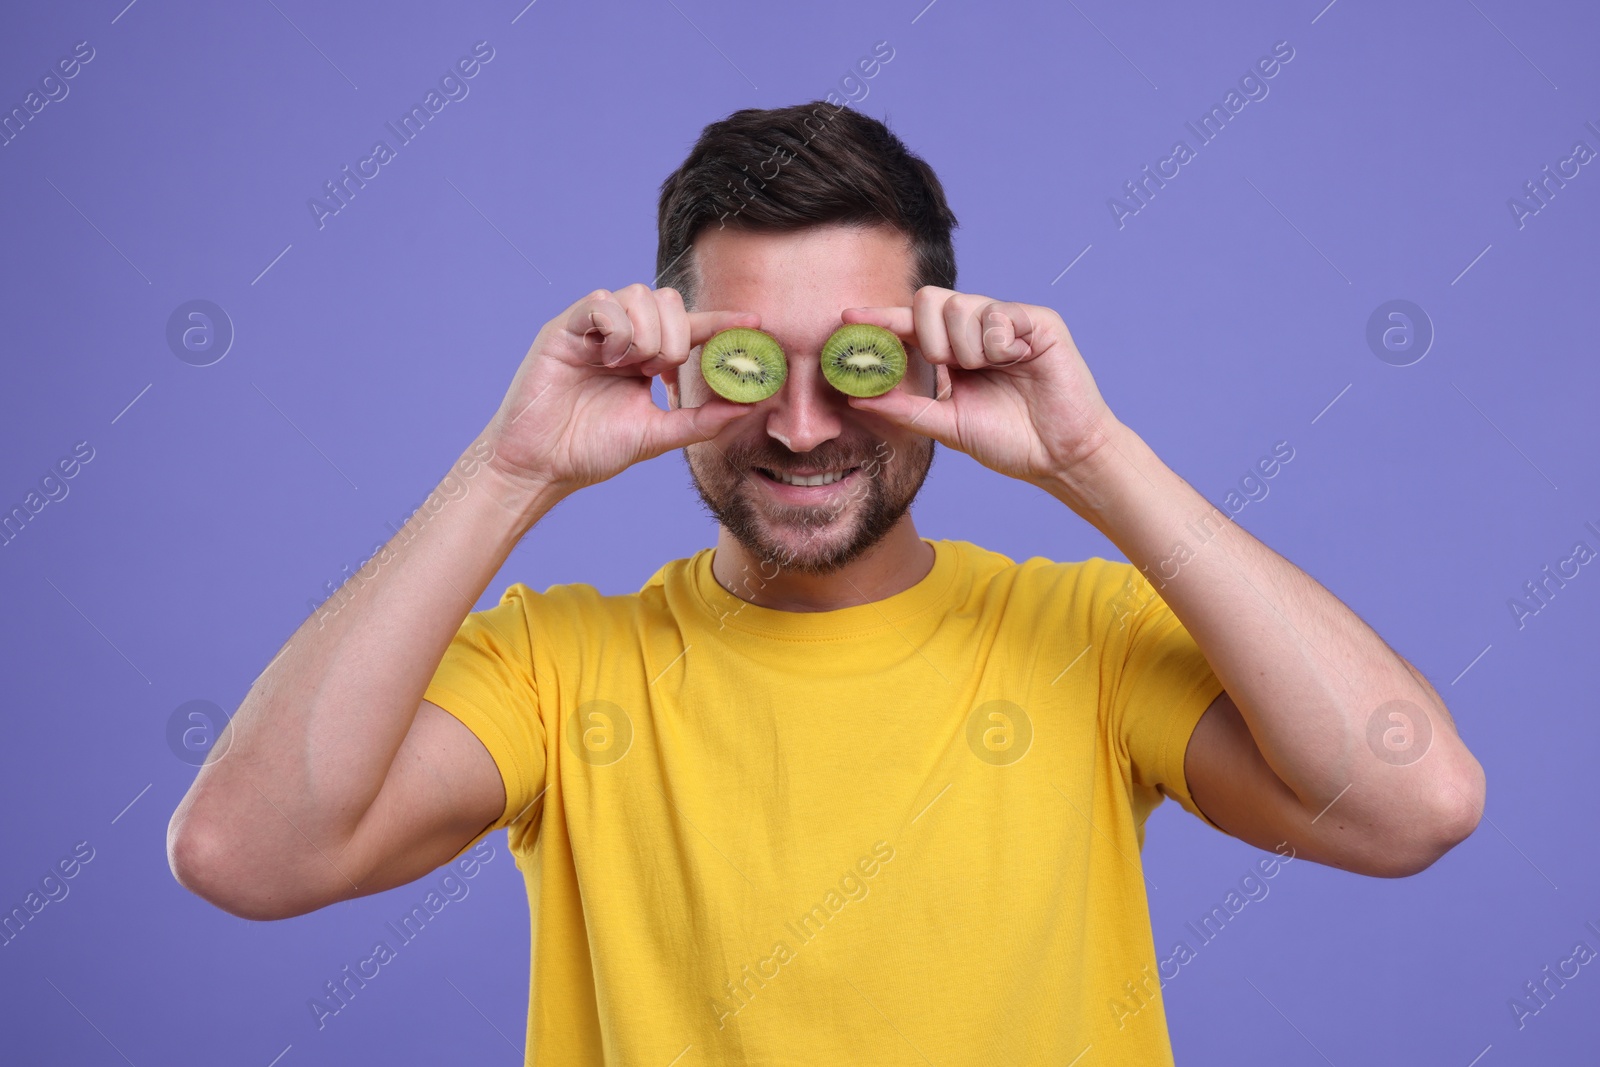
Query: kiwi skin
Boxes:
[
  {"xmin": 820, "ymin": 324, "xmax": 906, "ymax": 398},
  {"xmin": 700, "ymin": 328, "xmax": 787, "ymax": 403}
]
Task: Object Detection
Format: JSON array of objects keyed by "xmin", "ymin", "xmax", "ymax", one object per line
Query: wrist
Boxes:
[
  {"xmin": 478, "ymin": 463, "xmax": 569, "ymax": 532},
  {"xmin": 460, "ymin": 433, "xmax": 570, "ymax": 532},
  {"xmin": 1036, "ymin": 418, "xmax": 1145, "ymax": 522}
]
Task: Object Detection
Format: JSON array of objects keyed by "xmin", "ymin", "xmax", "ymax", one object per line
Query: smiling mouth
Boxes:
[{"xmin": 755, "ymin": 466, "xmax": 859, "ymax": 487}]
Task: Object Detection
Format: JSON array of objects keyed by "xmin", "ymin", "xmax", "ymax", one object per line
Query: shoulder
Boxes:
[
  {"xmin": 488, "ymin": 577, "xmax": 644, "ymax": 633},
  {"xmin": 950, "ymin": 540, "xmax": 1136, "ymax": 601},
  {"xmin": 493, "ymin": 551, "xmax": 705, "ymax": 621},
  {"xmin": 936, "ymin": 543, "xmax": 1150, "ymax": 647}
]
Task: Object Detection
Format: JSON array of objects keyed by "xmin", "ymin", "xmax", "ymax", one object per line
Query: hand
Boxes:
[
  {"xmin": 481, "ymin": 284, "xmax": 759, "ymax": 496},
  {"xmin": 840, "ymin": 287, "xmax": 1121, "ymax": 489}
]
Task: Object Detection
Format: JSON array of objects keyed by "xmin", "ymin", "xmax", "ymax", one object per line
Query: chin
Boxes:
[{"xmin": 755, "ymin": 513, "xmax": 856, "ymax": 571}]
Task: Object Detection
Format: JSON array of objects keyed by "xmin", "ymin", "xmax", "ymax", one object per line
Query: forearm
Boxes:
[
  {"xmin": 1044, "ymin": 419, "xmax": 1483, "ymax": 839},
  {"xmin": 173, "ymin": 431, "xmax": 563, "ymax": 878}
]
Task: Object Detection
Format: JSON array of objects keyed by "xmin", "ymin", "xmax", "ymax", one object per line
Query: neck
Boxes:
[{"xmin": 710, "ymin": 519, "xmax": 934, "ymax": 613}]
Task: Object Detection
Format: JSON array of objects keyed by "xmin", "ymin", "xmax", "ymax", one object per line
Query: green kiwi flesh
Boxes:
[
  {"xmin": 820, "ymin": 324, "xmax": 906, "ymax": 398},
  {"xmin": 700, "ymin": 328, "xmax": 787, "ymax": 403}
]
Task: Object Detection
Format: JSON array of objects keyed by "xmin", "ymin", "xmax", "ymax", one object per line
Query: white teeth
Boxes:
[{"xmin": 767, "ymin": 468, "xmax": 850, "ymax": 487}]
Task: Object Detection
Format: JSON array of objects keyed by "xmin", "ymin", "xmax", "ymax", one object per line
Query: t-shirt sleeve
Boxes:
[
  {"xmin": 1099, "ymin": 562, "xmax": 1228, "ymax": 833},
  {"xmin": 422, "ymin": 583, "xmax": 548, "ymax": 851}
]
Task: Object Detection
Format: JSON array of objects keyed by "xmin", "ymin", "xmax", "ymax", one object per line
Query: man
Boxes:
[{"xmin": 168, "ymin": 102, "xmax": 1485, "ymax": 1064}]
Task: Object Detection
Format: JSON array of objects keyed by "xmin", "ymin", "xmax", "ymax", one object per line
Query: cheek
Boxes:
[
  {"xmin": 689, "ymin": 439, "xmax": 728, "ymax": 468},
  {"xmin": 878, "ymin": 435, "xmax": 930, "ymax": 491}
]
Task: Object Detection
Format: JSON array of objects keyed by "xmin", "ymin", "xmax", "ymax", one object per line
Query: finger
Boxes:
[
  {"xmin": 844, "ymin": 295, "xmax": 955, "ymax": 363},
  {"xmin": 944, "ymin": 295, "xmax": 991, "ymax": 370},
  {"xmin": 641, "ymin": 391, "xmax": 756, "ymax": 456},
  {"xmin": 913, "ymin": 286, "xmax": 956, "ymax": 366},
  {"xmin": 844, "ymin": 377, "xmax": 959, "ymax": 447},
  {"xmin": 636, "ymin": 356, "xmax": 674, "ymax": 379},
  {"xmin": 655, "ymin": 286, "xmax": 691, "ymax": 366},
  {"xmin": 563, "ymin": 290, "xmax": 635, "ymax": 366},
  {"xmin": 980, "ymin": 301, "xmax": 1035, "ymax": 367},
  {"xmin": 840, "ymin": 305, "xmax": 914, "ymax": 337},
  {"xmin": 688, "ymin": 309, "xmax": 762, "ymax": 347},
  {"xmin": 615, "ymin": 283, "xmax": 662, "ymax": 367}
]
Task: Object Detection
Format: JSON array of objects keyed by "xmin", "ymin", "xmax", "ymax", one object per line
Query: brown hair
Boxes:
[{"xmin": 655, "ymin": 101, "xmax": 958, "ymax": 307}]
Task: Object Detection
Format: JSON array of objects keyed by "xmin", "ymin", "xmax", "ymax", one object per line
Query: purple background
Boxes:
[{"xmin": 2, "ymin": 0, "xmax": 1596, "ymax": 1062}]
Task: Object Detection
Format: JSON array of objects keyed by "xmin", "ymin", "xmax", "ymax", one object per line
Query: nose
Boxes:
[{"xmin": 763, "ymin": 348, "xmax": 847, "ymax": 455}]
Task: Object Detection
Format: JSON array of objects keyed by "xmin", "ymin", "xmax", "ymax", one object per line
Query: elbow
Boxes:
[
  {"xmin": 1379, "ymin": 757, "xmax": 1488, "ymax": 878},
  {"xmin": 1423, "ymin": 750, "xmax": 1487, "ymax": 866},
  {"xmin": 167, "ymin": 805, "xmax": 308, "ymax": 922}
]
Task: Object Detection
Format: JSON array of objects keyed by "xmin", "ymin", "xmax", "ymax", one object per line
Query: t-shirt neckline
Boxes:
[{"xmin": 688, "ymin": 537, "xmax": 959, "ymax": 640}]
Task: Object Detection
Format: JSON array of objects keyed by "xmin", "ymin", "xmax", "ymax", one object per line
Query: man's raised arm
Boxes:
[
  {"xmin": 166, "ymin": 285, "xmax": 760, "ymax": 919},
  {"xmin": 839, "ymin": 286, "xmax": 1487, "ymax": 877}
]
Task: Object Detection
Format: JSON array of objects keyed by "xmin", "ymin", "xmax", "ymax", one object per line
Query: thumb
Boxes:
[
  {"xmin": 845, "ymin": 387, "xmax": 958, "ymax": 447},
  {"xmin": 641, "ymin": 396, "xmax": 752, "ymax": 456}
]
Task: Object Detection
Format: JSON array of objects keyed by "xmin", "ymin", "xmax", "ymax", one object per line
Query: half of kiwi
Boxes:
[
  {"xmin": 700, "ymin": 328, "xmax": 787, "ymax": 403},
  {"xmin": 820, "ymin": 324, "xmax": 906, "ymax": 398}
]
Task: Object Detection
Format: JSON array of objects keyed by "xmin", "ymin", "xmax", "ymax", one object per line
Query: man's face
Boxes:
[{"xmin": 667, "ymin": 223, "xmax": 938, "ymax": 577}]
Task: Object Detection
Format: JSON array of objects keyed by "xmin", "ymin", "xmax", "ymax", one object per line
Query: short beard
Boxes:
[{"xmin": 685, "ymin": 437, "xmax": 934, "ymax": 579}]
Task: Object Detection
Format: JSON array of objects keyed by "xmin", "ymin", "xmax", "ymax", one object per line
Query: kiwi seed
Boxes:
[
  {"xmin": 820, "ymin": 324, "xmax": 906, "ymax": 398},
  {"xmin": 700, "ymin": 328, "xmax": 787, "ymax": 403}
]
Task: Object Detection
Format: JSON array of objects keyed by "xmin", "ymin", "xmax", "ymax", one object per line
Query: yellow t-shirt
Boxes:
[{"xmin": 423, "ymin": 537, "xmax": 1226, "ymax": 1065}]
